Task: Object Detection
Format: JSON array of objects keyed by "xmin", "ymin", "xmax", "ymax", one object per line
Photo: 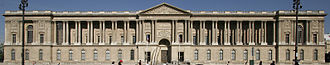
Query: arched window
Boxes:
[
  {"xmin": 286, "ymin": 49, "xmax": 290, "ymax": 60},
  {"xmin": 231, "ymin": 50, "xmax": 236, "ymax": 60},
  {"xmin": 219, "ymin": 49, "xmax": 223, "ymax": 60},
  {"xmin": 243, "ymin": 50, "xmax": 248, "ymax": 60},
  {"xmin": 105, "ymin": 49, "xmax": 110, "ymax": 60},
  {"xmin": 27, "ymin": 25, "xmax": 33, "ymax": 43},
  {"xmin": 94, "ymin": 49, "xmax": 98, "ymax": 60},
  {"xmin": 25, "ymin": 49, "xmax": 29, "ymax": 60},
  {"xmin": 194, "ymin": 50, "xmax": 198, "ymax": 60},
  {"xmin": 179, "ymin": 34, "xmax": 183, "ymax": 43},
  {"xmin": 256, "ymin": 49, "xmax": 260, "ymax": 60},
  {"xmin": 130, "ymin": 50, "xmax": 135, "ymax": 60},
  {"xmin": 207, "ymin": 49, "xmax": 211, "ymax": 60},
  {"xmin": 300, "ymin": 49, "xmax": 304, "ymax": 60},
  {"xmin": 118, "ymin": 49, "xmax": 122, "ymax": 60},
  {"xmin": 56, "ymin": 49, "xmax": 61, "ymax": 60},
  {"xmin": 314, "ymin": 49, "xmax": 318, "ymax": 60},
  {"xmin": 69, "ymin": 49, "xmax": 73, "ymax": 60},
  {"xmin": 81, "ymin": 49, "xmax": 85, "ymax": 60},
  {"xmin": 39, "ymin": 49, "xmax": 43, "ymax": 60},
  {"xmin": 11, "ymin": 49, "xmax": 15, "ymax": 60},
  {"xmin": 269, "ymin": 50, "xmax": 272, "ymax": 60},
  {"xmin": 146, "ymin": 34, "xmax": 150, "ymax": 43},
  {"xmin": 297, "ymin": 25, "xmax": 304, "ymax": 43}
]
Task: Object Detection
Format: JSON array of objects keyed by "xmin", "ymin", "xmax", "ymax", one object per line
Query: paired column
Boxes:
[
  {"xmin": 211, "ymin": 21, "xmax": 217, "ymax": 45},
  {"xmin": 224, "ymin": 21, "xmax": 228, "ymax": 45}
]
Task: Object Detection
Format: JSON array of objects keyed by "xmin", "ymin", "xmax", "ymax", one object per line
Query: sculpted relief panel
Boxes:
[
  {"xmin": 144, "ymin": 5, "xmax": 184, "ymax": 14},
  {"xmin": 156, "ymin": 21, "xmax": 172, "ymax": 42}
]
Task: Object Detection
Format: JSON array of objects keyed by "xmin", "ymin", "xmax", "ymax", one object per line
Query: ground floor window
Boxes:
[
  {"xmin": 11, "ymin": 49, "xmax": 15, "ymax": 60},
  {"xmin": 231, "ymin": 50, "xmax": 236, "ymax": 60},
  {"xmin": 286, "ymin": 49, "xmax": 290, "ymax": 60},
  {"xmin": 194, "ymin": 50, "xmax": 198, "ymax": 60},
  {"xmin": 314, "ymin": 49, "xmax": 318, "ymax": 60}
]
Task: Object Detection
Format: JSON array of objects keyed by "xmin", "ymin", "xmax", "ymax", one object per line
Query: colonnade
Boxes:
[{"xmin": 53, "ymin": 20, "xmax": 276, "ymax": 45}]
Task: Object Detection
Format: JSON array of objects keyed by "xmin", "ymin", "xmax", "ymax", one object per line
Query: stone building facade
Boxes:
[{"xmin": 2, "ymin": 3, "xmax": 328, "ymax": 65}]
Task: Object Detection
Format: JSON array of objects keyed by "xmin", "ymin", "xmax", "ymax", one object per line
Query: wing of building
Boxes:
[{"xmin": 2, "ymin": 3, "xmax": 328, "ymax": 65}]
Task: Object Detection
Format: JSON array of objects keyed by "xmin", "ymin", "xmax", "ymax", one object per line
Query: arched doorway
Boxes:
[{"xmin": 159, "ymin": 39, "xmax": 171, "ymax": 63}]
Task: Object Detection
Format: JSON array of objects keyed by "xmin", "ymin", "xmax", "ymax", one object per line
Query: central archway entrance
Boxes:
[{"xmin": 159, "ymin": 39, "xmax": 171, "ymax": 63}]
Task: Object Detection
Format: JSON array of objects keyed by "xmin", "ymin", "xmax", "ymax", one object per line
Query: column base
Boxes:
[
  {"xmin": 273, "ymin": 42, "xmax": 276, "ymax": 45},
  {"xmin": 74, "ymin": 42, "xmax": 81, "ymax": 45},
  {"xmin": 86, "ymin": 43, "xmax": 93, "ymax": 45},
  {"xmin": 236, "ymin": 42, "xmax": 243, "ymax": 45},
  {"xmin": 212, "ymin": 42, "xmax": 218, "ymax": 45},
  {"xmin": 224, "ymin": 42, "xmax": 231, "ymax": 45},
  {"xmin": 261, "ymin": 42, "xmax": 267, "ymax": 45},
  {"xmin": 250, "ymin": 42, "xmax": 255, "ymax": 45},
  {"xmin": 123, "ymin": 42, "xmax": 130, "ymax": 45},
  {"xmin": 110, "ymin": 42, "xmax": 117, "ymax": 45},
  {"xmin": 99, "ymin": 43, "xmax": 105, "ymax": 45}
]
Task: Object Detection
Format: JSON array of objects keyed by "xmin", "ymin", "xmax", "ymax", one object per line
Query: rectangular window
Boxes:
[
  {"xmin": 146, "ymin": 34, "xmax": 150, "ymax": 43},
  {"xmin": 11, "ymin": 49, "xmax": 15, "ymax": 60},
  {"xmin": 121, "ymin": 36, "xmax": 124, "ymax": 44},
  {"xmin": 145, "ymin": 52, "xmax": 151, "ymax": 62},
  {"xmin": 57, "ymin": 50, "xmax": 61, "ymax": 60},
  {"xmin": 94, "ymin": 50, "xmax": 98, "ymax": 60},
  {"xmin": 286, "ymin": 50, "xmax": 290, "ymax": 60},
  {"xmin": 25, "ymin": 50, "xmax": 29, "ymax": 60},
  {"xmin": 193, "ymin": 36, "xmax": 197, "ymax": 45},
  {"xmin": 207, "ymin": 50, "xmax": 211, "ymax": 60},
  {"xmin": 269, "ymin": 50, "xmax": 272, "ymax": 60},
  {"xmin": 27, "ymin": 31, "xmax": 33, "ymax": 43},
  {"xmin": 206, "ymin": 36, "xmax": 209, "ymax": 45},
  {"xmin": 133, "ymin": 36, "xmax": 136, "ymax": 44},
  {"xmin": 300, "ymin": 50, "xmax": 304, "ymax": 60},
  {"xmin": 314, "ymin": 50, "xmax": 318, "ymax": 60},
  {"xmin": 12, "ymin": 34, "xmax": 16, "ymax": 43},
  {"xmin": 97, "ymin": 36, "xmax": 100, "ymax": 43},
  {"xmin": 286, "ymin": 34, "xmax": 290, "ymax": 44},
  {"xmin": 118, "ymin": 50, "xmax": 122, "ymax": 60},
  {"xmin": 219, "ymin": 50, "xmax": 223, "ymax": 60},
  {"xmin": 106, "ymin": 50, "xmax": 110, "ymax": 60},
  {"xmin": 130, "ymin": 50, "xmax": 134, "ymax": 60},
  {"xmin": 81, "ymin": 50, "xmax": 85, "ymax": 60},
  {"xmin": 69, "ymin": 50, "xmax": 73, "ymax": 60},
  {"xmin": 179, "ymin": 34, "xmax": 183, "ymax": 43},
  {"xmin": 217, "ymin": 36, "xmax": 220, "ymax": 45},
  {"xmin": 40, "ymin": 34, "xmax": 44, "ymax": 43},
  {"xmin": 256, "ymin": 50, "xmax": 260, "ymax": 60},
  {"xmin": 313, "ymin": 34, "xmax": 317, "ymax": 43},
  {"xmin": 243, "ymin": 50, "xmax": 248, "ymax": 60},
  {"xmin": 232, "ymin": 50, "xmax": 236, "ymax": 60},
  {"xmin": 39, "ymin": 50, "xmax": 43, "ymax": 60},
  {"xmin": 194, "ymin": 50, "xmax": 198, "ymax": 60},
  {"xmin": 109, "ymin": 36, "xmax": 112, "ymax": 44}
]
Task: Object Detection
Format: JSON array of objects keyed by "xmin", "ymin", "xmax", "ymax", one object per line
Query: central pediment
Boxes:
[{"xmin": 139, "ymin": 3, "xmax": 191, "ymax": 15}]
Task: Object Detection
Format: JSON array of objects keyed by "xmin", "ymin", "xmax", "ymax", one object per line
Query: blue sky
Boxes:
[{"xmin": 0, "ymin": 0, "xmax": 329, "ymax": 42}]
